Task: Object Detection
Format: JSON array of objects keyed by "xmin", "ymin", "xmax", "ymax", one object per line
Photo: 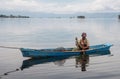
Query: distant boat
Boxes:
[
  {"xmin": 77, "ymin": 16, "xmax": 85, "ymax": 19},
  {"xmin": 20, "ymin": 43, "xmax": 112, "ymax": 58}
]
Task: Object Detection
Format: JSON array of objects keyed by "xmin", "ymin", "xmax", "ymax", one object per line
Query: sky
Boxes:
[{"xmin": 0, "ymin": 0, "xmax": 120, "ymax": 14}]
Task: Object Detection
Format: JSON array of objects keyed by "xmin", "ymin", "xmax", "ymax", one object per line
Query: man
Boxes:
[{"xmin": 76, "ymin": 32, "xmax": 89, "ymax": 50}]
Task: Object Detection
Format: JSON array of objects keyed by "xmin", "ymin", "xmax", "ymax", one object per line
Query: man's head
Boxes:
[{"xmin": 81, "ymin": 32, "xmax": 87, "ymax": 38}]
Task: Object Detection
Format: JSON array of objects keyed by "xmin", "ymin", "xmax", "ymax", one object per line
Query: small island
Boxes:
[
  {"xmin": 77, "ymin": 16, "xmax": 85, "ymax": 19},
  {"xmin": 0, "ymin": 14, "xmax": 30, "ymax": 18}
]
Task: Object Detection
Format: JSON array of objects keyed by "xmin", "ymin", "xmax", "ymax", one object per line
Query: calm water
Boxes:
[{"xmin": 0, "ymin": 18, "xmax": 120, "ymax": 79}]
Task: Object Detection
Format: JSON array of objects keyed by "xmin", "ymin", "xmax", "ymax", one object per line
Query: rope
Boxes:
[{"xmin": 0, "ymin": 46, "xmax": 20, "ymax": 49}]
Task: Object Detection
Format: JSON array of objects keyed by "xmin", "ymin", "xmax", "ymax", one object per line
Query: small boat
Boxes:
[{"xmin": 20, "ymin": 43, "xmax": 112, "ymax": 58}]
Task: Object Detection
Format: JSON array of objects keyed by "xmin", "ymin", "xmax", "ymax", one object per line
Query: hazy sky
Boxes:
[{"xmin": 0, "ymin": 0, "xmax": 120, "ymax": 14}]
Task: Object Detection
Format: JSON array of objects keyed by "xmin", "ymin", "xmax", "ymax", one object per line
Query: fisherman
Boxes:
[{"xmin": 75, "ymin": 32, "xmax": 89, "ymax": 51}]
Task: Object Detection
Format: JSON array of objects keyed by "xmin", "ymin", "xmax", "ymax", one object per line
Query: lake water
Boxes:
[{"xmin": 0, "ymin": 18, "xmax": 120, "ymax": 79}]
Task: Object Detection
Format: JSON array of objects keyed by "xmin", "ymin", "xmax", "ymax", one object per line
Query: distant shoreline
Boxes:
[{"xmin": 0, "ymin": 14, "xmax": 30, "ymax": 18}]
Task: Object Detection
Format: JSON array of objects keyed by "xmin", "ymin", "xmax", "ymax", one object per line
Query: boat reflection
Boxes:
[
  {"xmin": 20, "ymin": 56, "xmax": 70, "ymax": 70},
  {"xmin": 20, "ymin": 50, "xmax": 110, "ymax": 71},
  {"xmin": 20, "ymin": 50, "xmax": 111, "ymax": 71},
  {"xmin": 75, "ymin": 54, "xmax": 89, "ymax": 71},
  {"xmin": 75, "ymin": 50, "xmax": 111, "ymax": 71},
  {"xmin": 54, "ymin": 59, "xmax": 66, "ymax": 66},
  {"xmin": 0, "ymin": 50, "xmax": 111, "ymax": 79}
]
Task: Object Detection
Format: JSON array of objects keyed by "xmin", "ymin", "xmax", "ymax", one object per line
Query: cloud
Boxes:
[
  {"xmin": 90, "ymin": 0, "xmax": 120, "ymax": 12},
  {"xmin": 0, "ymin": 0, "xmax": 120, "ymax": 14},
  {"xmin": 0, "ymin": 0, "xmax": 39, "ymax": 11}
]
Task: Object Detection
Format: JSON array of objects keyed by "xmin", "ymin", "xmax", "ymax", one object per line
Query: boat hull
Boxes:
[{"xmin": 20, "ymin": 43, "xmax": 112, "ymax": 58}]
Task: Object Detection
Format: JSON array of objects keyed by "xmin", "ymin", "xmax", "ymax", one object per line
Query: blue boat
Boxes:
[{"xmin": 20, "ymin": 43, "xmax": 112, "ymax": 58}]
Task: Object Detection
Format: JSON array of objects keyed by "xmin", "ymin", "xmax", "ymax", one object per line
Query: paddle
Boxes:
[{"xmin": 75, "ymin": 37, "xmax": 79, "ymax": 47}]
